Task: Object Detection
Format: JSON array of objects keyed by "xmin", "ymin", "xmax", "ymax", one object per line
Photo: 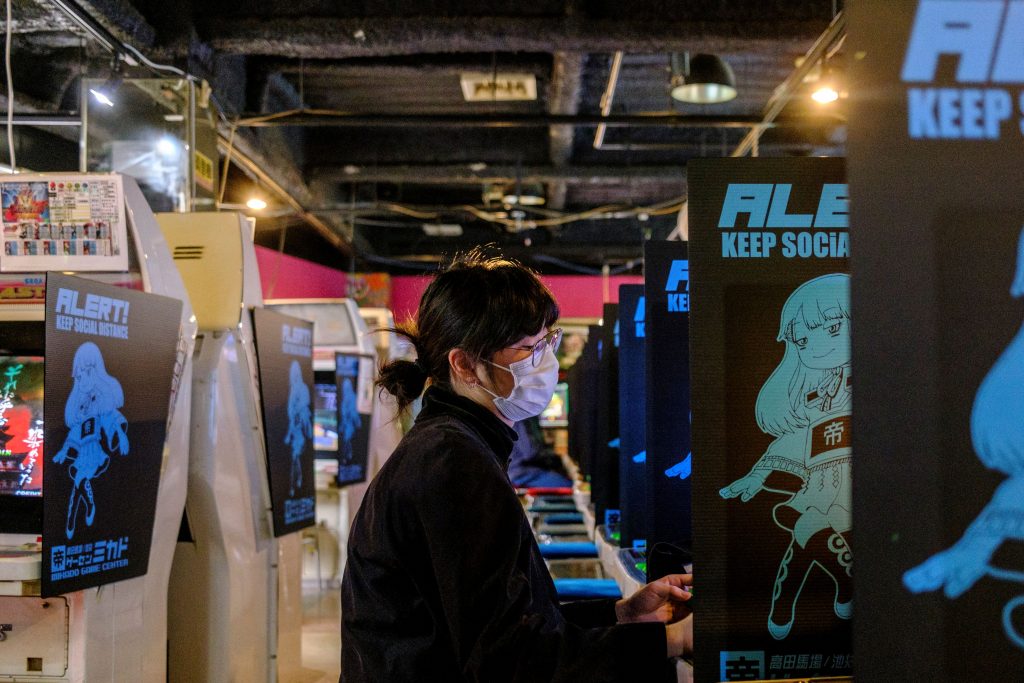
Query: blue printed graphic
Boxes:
[
  {"xmin": 53, "ymin": 342, "xmax": 129, "ymax": 540},
  {"xmin": 632, "ymin": 450, "xmax": 646, "ymax": 464},
  {"xmin": 665, "ymin": 453, "xmax": 692, "ymax": 480},
  {"xmin": 904, "ymin": 228, "xmax": 1024, "ymax": 648},
  {"xmin": 284, "ymin": 359, "xmax": 312, "ymax": 496},
  {"xmin": 720, "ymin": 650, "xmax": 765, "ymax": 681},
  {"xmin": 338, "ymin": 375, "xmax": 361, "ymax": 466},
  {"xmin": 720, "ymin": 274, "xmax": 853, "ymax": 640}
]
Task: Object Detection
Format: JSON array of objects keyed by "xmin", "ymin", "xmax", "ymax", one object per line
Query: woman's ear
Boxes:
[{"xmin": 448, "ymin": 348, "xmax": 478, "ymax": 386}]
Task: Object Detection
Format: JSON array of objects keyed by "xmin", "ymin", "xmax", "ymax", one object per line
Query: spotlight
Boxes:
[
  {"xmin": 156, "ymin": 137, "xmax": 178, "ymax": 158},
  {"xmin": 90, "ymin": 57, "xmax": 124, "ymax": 108},
  {"xmin": 670, "ymin": 53, "xmax": 737, "ymax": 104},
  {"xmin": 811, "ymin": 63, "xmax": 842, "ymax": 105},
  {"xmin": 246, "ymin": 197, "xmax": 268, "ymax": 211}
]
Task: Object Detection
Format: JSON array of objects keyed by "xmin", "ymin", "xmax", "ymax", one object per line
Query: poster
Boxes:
[
  {"xmin": 847, "ymin": 1, "xmax": 1024, "ymax": 678},
  {"xmin": 643, "ymin": 241, "xmax": 692, "ymax": 581},
  {"xmin": 0, "ymin": 174, "xmax": 128, "ymax": 273},
  {"xmin": 43, "ymin": 273, "xmax": 182, "ymax": 596},
  {"xmin": 251, "ymin": 307, "xmax": 317, "ymax": 536},
  {"xmin": 617, "ymin": 285, "xmax": 647, "ymax": 549},
  {"xmin": 334, "ymin": 352, "xmax": 372, "ymax": 487},
  {"xmin": 688, "ymin": 158, "xmax": 851, "ymax": 682}
]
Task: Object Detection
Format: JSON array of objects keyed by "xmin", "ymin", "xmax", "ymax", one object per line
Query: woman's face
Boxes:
[
  {"xmin": 790, "ymin": 311, "xmax": 850, "ymax": 370},
  {"xmin": 484, "ymin": 327, "xmax": 548, "ymax": 398}
]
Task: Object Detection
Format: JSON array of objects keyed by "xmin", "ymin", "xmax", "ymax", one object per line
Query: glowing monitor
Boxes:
[
  {"xmin": 540, "ymin": 382, "xmax": 569, "ymax": 428},
  {"xmin": 0, "ymin": 355, "xmax": 43, "ymax": 497}
]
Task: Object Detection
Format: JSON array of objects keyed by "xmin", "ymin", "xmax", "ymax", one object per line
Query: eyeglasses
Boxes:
[{"xmin": 508, "ymin": 328, "xmax": 563, "ymax": 367}]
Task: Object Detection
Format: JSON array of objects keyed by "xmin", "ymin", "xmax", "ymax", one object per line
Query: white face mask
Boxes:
[{"xmin": 478, "ymin": 345, "xmax": 560, "ymax": 422}]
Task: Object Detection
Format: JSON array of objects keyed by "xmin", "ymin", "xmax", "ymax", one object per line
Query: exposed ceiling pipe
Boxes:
[{"xmin": 593, "ymin": 51, "xmax": 624, "ymax": 149}]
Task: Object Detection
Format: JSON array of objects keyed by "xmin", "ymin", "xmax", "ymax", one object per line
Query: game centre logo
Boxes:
[{"xmin": 902, "ymin": 0, "xmax": 1024, "ymax": 140}]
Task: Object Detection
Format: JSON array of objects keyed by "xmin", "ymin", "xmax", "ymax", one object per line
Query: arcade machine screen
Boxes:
[
  {"xmin": 313, "ymin": 371, "xmax": 338, "ymax": 458},
  {"xmin": 539, "ymin": 382, "xmax": 568, "ymax": 428},
  {"xmin": 0, "ymin": 355, "xmax": 43, "ymax": 497}
]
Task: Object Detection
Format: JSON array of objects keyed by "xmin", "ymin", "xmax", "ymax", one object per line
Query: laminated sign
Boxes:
[
  {"xmin": 334, "ymin": 352, "xmax": 373, "ymax": 487},
  {"xmin": 847, "ymin": 0, "xmax": 1024, "ymax": 678},
  {"xmin": 43, "ymin": 273, "xmax": 181, "ymax": 596},
  {"xmin": 688, "ymin": 158, "xmax": 851, "ymax": 682},
  {"xmin": 252, "ymin": 308, "xmax": 317, "ymax": 536}
]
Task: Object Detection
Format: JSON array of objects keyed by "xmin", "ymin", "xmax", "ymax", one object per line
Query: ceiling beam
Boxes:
[
  {"xmin": 203, "ymin": 17, "xmax": 824, "ymax": 59},
  {"xmin": 235, "ymin": 112, "xmax": 782, "ymax": 128},
  {"xmin": 309, "ymin": 164, "xmax": 685, "ymax": 189}
]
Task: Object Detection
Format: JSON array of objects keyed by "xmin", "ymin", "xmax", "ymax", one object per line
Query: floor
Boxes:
[{"xmin": 300, "ymin": 580, "xmax": 342, "ymax": 683}]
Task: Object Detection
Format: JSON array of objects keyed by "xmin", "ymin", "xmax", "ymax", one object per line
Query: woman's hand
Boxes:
[{"xmin": 615, "ymin": 574, "xmax": 692, "ymax": 624}]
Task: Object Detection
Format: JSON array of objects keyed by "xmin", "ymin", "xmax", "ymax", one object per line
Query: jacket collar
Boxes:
[{"xmin": 418, "ymin": 385, "xmax": 518, "ymax": 465}]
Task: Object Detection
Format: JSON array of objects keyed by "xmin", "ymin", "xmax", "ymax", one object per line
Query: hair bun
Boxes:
[{"xmin": 378, "ymin": 358, "xmax": 429, "ymax": 405}]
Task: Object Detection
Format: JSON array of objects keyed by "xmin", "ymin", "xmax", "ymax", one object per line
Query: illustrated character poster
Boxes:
[
  {"xmin": 687, "ymin": 158, "xmax": 851, "ymax": 682},
  {"xmin": 846, "ymin": 1, "xmax": 1024, "ymax": 677},
  {"xmin": 0, "ymin": 174, "xmax": 128, "ymax": 273},
  {"xmin": 43, "ymin": 273, "xmax": 182, "ymax": 596},
  {"xmin": 617, "ymin": 285, "xmax": 647, "ymax": 549},
  {"xmin": 643, "ymin": 241, "xmax": 693, "ymax": 581},
  {"xmin": 251, "ymin": 308, "xmax": 316, "ymax": 536},
  {"xmin": 334, "ymin": 353, "xmax": 372, "ymax": 487}
]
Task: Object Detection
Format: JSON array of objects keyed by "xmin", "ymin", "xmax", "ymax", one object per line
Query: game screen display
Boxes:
[
  {"xmin": 314, "ymin": 382, "xmax": 338, "ymax": 453},
  {"xmin": 0, "ymin": 356, "xmax": 43, "ymax": 497},
  {"xmin": 540, "ymin": 382, "xmax": 569, "ymax": 427}
]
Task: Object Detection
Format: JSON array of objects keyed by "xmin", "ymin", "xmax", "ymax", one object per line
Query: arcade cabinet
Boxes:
[
  {"xmin": 158, "ymin": 212, "xmax": 302, "ymax": 683},
  {"xmin": 0, "ymin": 173, "xmax": 196, "ymax": 682}
]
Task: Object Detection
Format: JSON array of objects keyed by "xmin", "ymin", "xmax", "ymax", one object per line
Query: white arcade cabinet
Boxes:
[
  {"xmin": 158, "ymin": 212, "xmax": 303, "ymax": 683},
  {"xmin": 0, "ymin": 173, "xmax": 197, "ymax": 682}
]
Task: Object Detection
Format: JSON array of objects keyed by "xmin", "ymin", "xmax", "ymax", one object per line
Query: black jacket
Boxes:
[{"xmin": 341, "ymin": 386, "xmax": 672, "ymax": 682}]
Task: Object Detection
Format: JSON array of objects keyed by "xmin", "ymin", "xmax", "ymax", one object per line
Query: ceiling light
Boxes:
[
  {"xmin": 811, "ymin": 63, "xmax": 842, "ymax": 104},
  {"xmin": 246, "ymin": 197, "xmax": 268, "ymax": 211},
  {"xmin": 90, "ymin": 56, "xmax": 124, "ymax": 108},
  {"xmin": 670, "ymin": 53, "xmax": 738, "ymax": 104},
  {"xmin": 156, "ymin": 137, "xmax": 178, "ymax": 158}
]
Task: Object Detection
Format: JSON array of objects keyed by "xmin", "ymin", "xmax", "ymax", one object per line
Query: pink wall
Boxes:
[
  {"xmin": 255, "ymin": 245, "xmax": 348, "ymax": 300},
  {"xmin": 253, "ymin": 248, "xmax": 641, "ymax": 319},
  {"xmin": 390, "ymin": 274, "xmax": 644, "ymax": 322}
]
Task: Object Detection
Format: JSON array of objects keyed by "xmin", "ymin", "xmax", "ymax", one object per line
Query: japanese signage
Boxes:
[
  {"xmin": 688, "ymin": 158, "xmax": 851, "ymax": 682},
  {"xmin": 334, "ymin": 353, "xmax": 373, "ymax": 487},
  {"xmin": 643, "ymin": 241, "xmax": 693, "ymax": 578},
  {"xmin": 251, "ymin": 308, "xmax": 316, "ymax": 536},
  {"xmin": 617, "ymin": 285, "xmax": 647, "ymax": 549},
  {"xmin": 1, "ymin": 174, "xmax": 128, "ymax": 273},
  {"xmin": 847, "ymin": 1, "xmax": 1024, "ymax": 677},
  {"xmin": 43, "ymin": 273, "xmax": 182, "ymax": 596}
]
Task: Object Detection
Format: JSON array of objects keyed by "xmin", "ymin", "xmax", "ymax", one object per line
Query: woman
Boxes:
[{"xmin": 342, "ymin": 250, "xmax": 692, "ymax": 682}]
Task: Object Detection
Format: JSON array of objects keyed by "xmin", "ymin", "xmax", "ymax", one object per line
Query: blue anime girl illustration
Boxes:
[
  {"xmin": 284, "ymin": 360, "xmax": 312, "ymax": 496},
  {"xmin": 720, "ymin": 274, "xmax": 853, "ymax": 640},
  {"xmin": 339, "ymin": 376, "xmax": 361, "ymax": 466},
  {"xmin": 904, "ymin": 228, "xmax": 1024, "ymax": 648},
  {"xmin": 53, "ymin": 342, "xmax": 129, "ymax": 540}
]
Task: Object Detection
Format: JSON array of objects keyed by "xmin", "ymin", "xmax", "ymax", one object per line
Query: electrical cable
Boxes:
[{"xmin": 5, "ymin": 0, "xmax": 15, "ymax": 172}]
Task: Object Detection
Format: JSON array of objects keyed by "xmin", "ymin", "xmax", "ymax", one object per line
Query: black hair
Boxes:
[{"xmin": 378, "ymin": 247, "xmax": 559, "ymax": 412}]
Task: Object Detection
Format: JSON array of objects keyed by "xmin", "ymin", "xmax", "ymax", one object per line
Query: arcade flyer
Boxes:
[
  {"xmin": 617, "ymin": 284, "xmax": 647, "ymax": 549},
  {"xmin": 688, "ymin": 158, "xmax": 851, "ymax": 682},
  {"xmin": 847, "ymin": 1, "xmax": 1024, "ymax": 678},
  {"xmin": 42, "ymin": 273, "xmax": 182, "ymax": 597},
  {"xmin": 0, "ymin": 174, "xmax": 128, "ymax": 273},
  {"xmin": 643, "ymin": 241, "xmax": 693, "ymax": 579},
  {"xmin": 251, "ymin": 307, "xmax": 317, "ymax": 536}
]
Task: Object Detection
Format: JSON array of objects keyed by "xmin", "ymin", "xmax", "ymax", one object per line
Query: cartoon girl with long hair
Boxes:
[
  {"xmin": 284, "ymin": 360, "xmax": 312, "ymax": 496},
  {"xmin": 720, "ymin": 273, "xmax": 853, "ymax": 640},
  {"xmin": 339, "ymin": 376, "xmax": 361, "ymax": 466},
  {"xmin": 53, "ymin": 342, "xmax": 129, "ymax": 539},
  {"xmin": 904, "ymin": 228, "xmax": 1024, "ymax": 648}
]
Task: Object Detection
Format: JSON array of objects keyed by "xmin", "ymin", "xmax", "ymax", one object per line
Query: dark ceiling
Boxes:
[{"xmin": 3, "ymin": 0, "xmax": 846, "ymax": 274}]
